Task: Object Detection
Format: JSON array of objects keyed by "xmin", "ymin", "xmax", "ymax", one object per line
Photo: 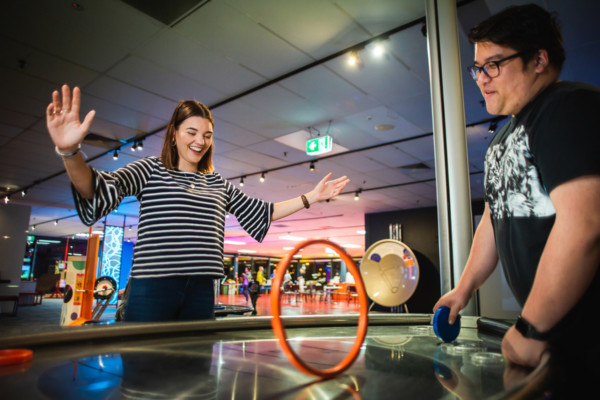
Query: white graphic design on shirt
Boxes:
[{"xmin": 485, "ymin": 124, "xmax": 555, "ymax": 219}]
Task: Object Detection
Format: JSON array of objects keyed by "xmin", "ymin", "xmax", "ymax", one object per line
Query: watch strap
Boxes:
[{"xmin": 515, "ymin": 315, "xmax": 551, "ymax": 341}]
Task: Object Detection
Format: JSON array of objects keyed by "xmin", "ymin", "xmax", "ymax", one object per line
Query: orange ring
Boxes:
[
  {"xmin": 0, "ymin": 349, "xmax": 33, "ymax": 367},
  {"xmin": 270, "ymin": 239, "xmax": 369, "ymax": 378}
]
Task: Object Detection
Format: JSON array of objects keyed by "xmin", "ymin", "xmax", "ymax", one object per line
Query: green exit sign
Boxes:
[{"xmin": 306, "ymin": 135, "xmax": 333, "ymax": 156}]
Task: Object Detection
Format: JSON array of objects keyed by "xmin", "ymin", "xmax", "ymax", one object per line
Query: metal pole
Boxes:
[{"xmin": 425, "ymin": 0, "xmax": 477, "ymax": 315}]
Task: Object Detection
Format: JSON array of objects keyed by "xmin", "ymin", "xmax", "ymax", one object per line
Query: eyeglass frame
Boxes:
[{"xmin": 467, "ymin": 52, "xmax": 524, "ymax": 81}]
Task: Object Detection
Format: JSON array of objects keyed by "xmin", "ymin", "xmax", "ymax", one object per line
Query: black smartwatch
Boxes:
[{"xmin": 515, "ymin": 315, "xmax": 551, "ymax": 341}]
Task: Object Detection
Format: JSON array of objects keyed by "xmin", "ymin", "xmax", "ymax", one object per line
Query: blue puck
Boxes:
[{"xmin": 433, "ymin": 306, "xmax": 461, "ymax": 343}]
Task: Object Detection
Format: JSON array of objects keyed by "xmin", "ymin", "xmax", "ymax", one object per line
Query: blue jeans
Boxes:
[{"xmin": 123, "ymin": 277, "xmax": 215, "ymax": 322}]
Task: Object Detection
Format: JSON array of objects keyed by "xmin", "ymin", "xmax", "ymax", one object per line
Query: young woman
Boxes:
[{"xmin": 47, "ymin": 85, "xmax": 349, "ymax": 322}]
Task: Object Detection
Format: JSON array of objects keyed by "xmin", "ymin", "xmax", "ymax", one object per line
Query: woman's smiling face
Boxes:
[{"xmin": 174, "ymin": 116, "xmax": 213, "ymax": 172}]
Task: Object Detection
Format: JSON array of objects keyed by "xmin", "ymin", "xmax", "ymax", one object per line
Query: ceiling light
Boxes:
[
  {"xmin": 54, "ymin": 220, "xmax": 58, "ymax": 225},
  {"xmin": 309, "ymin": 161, "xmax": 315, "ymax": 171},
  {"xmin": 259, "ymin": 173, "xmax": 265, "ymax": 183},
  {"xmin": 238, "ymin": 249, "xmax": 257, "ymax": 253},
  {"xmin": 375, "ymin": 124, "xmax": 394, "ymax": 131},
  {"xmin": 348, "ymin": 50, "xmax": 360, "ymax": 66},
  {"xmin": 356, "ymin": 230, "xmax": 366, "ymax": 235},
  {"xmin": 224, "ymin": 240, "xmax": 245, "ymax": 245},
  {"xmin": 113, "ymin": 150, "xmax": 119, "ymax": 160},
  {"xmin": 131, "ymin": 142, "xmax": 137, "ymax": 151},
  {"xmin": 372, "ymin": 41, "xmax": 386, "ymax": 57},
  {"xmin": 21, "ymin": 190, "xmax": 27, "ymax": 197},
  {"xmin": 354, "ymin": 191, "xmax": 360, "ymax": 201},
  {"xmin": 137, "ymin": 140, "xmax": 143, "ymax": 151},
  {"xmin": 240, "ymin": 176, "xmax": 245, "ymax": 187},
  {"xmin": 4, "ymin": 196, "xmax": 9, "ymax": 204},
  {"xmin": 488, "ymin": 121, "xmax": 498, "ymax": 133},
  {"xmin": 31, "ymin": 225, "xmax": 36, "ymax": 231},
  {"xmin": 279, "ymin": 235, "xmax": 306, "ymax": 241}
]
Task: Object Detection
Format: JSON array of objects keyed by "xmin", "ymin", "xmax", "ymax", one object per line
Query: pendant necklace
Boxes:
[{"xmin": 190, "ymin": 171, "xmax": 200, "ymax": 189}]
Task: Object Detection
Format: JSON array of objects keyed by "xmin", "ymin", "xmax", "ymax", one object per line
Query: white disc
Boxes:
[{"xmin": 360, "ymin": 239, "xmax": 419, "ymax": 307}]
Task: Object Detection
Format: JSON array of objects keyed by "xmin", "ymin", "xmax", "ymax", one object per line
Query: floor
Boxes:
[{"xmin": 0, "ymin": 291, "xmax": 360, "ymax": 338}]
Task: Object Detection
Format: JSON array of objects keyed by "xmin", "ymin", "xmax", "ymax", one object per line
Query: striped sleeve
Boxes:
[
  {"xmin": 224, "ymin": 178, "xmax": 273, "ymax": 242},
  {"xmin": 72, "ymin": 157, "xmax": 155, "ymax": 226}
]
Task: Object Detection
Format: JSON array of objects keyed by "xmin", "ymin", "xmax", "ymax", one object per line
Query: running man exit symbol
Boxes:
[{"xmin": 306, "ymin": 135, "xmax": 333, "ymax": 156}]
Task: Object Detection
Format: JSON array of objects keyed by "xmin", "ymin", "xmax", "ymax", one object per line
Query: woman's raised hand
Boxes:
[
  {"xmin": 310, "ymin": 173, "xmax": 350, "ymax": 202},
  {"xmin": 46, "ymin": 85, "xmax": 95, "ymax": 153}
]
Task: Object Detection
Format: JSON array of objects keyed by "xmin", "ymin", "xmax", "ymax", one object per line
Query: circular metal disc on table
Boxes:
[{"xmin": 360, "ymin": 239, "xmax": 419, "ymax": 307}]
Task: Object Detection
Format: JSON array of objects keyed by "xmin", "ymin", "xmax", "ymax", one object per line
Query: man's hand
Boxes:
[{"xmin": 501, "ymin": 326, "xmax": 548, "ymax": 368}]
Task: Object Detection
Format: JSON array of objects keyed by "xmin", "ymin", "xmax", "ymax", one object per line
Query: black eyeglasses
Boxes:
[{"xmin": 467, "ymin": 52, "xmax": 523, "ymax": 81}]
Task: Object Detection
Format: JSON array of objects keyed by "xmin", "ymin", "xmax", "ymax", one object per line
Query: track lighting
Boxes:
[
  {"xmin": 259, "ymin": 173, "xmax": 265, "ymax": 183},
  {"xmin": 137, "ymin": 140, "xmax": 143, "ymax": 151},
  {"xmin": 54, "ymin": 219, "xmax": 58, "ymax": 225},
  {"xmin": 4, "ymin": 195, "xmax": 9, "ymax": 204},
  {"xmin": 348, "ymin": 50, "xmax": 360, "ymax": 66},
  {"xmin": 31, "ymin": 225, "xmax": 35, "ymax": 231},
  {"xmin": 488, "ymin": 121, "xmax": 498, "ymax": 133},
  {"xmin": 131, "ymin": 142, "xmax": 137, "ymax": 151},
  {"xmin": 354, "ymin": 190, "xmax": 361, "ymax": 201},
  {"xmin": 240, "ymin": 176, "xmax": 245, "ymax": 187},
  {"xmin": 309, "ymin": 161, "xmax": 315, "ymax": 171},
  {"xmin": 113, "ymin": 150, "xmax": 119, "ymax": 160},
  {"xmin": 21, "ymin": 190, "xmax": 27, "ymax": 197},
  {"xmin": 372, "ymin": 41, "xmax": 386, "ymax": 57}
]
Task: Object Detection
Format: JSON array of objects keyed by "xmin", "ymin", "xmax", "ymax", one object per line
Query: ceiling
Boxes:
[{"xmin": 1, "ymin": 0, "xmax": 599, "ymax": 259}]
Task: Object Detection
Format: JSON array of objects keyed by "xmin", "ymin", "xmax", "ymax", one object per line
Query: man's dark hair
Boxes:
[{"xmin": 468, "ymin": 4, "xmax": 565, "ymax": 71}]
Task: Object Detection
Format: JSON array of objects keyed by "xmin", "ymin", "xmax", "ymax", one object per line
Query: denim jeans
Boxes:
[{"xmin": 123, "ymin": 276, "xmax": 215, "ymax": 322}]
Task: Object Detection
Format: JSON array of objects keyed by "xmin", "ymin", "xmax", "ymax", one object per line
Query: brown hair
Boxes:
[{"xmin": 160, "ymin": 100, "xmax": 215, "ymax": 173}]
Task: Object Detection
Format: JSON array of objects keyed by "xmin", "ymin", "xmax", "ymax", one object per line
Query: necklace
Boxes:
[{"xmin": 190, "ymin": 171, "xmax": 201, "ymax": 189}]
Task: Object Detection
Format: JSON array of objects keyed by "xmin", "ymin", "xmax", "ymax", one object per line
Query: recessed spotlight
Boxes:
[{"xmin": 375, "ymin": 124, "xmax": 394, "ymax": 131}]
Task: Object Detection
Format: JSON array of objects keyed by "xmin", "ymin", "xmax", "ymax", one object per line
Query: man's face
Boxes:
[{"xmin": 474, "ymin": 41, "xmax": 540, "ymax": 116}]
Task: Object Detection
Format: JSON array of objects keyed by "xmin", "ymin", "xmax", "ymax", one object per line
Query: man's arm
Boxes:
[
  {"xmin": 434, "ymin": 203, "xmax": 499, "ymax": 324},
  {"xmin": 502, "ymin": 175, "xmax": 600, "ymax": 366}
]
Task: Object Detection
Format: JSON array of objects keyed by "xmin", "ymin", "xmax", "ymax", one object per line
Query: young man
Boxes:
[{"xmin": 434, "ymin": 4, "xmax": 600, "ymax": 371}]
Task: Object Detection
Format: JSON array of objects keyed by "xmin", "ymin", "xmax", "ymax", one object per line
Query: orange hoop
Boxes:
[{"xmin": 270, "ymin": 239, "xmax": 369, "ymax": 378}]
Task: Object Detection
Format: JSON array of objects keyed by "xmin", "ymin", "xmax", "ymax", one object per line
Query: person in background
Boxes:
[
  {"xmin": 257, "ymin": 266, "xmax": 267, "ymax": 285},
  {"xmin": 46, "ymin": 85, "xmax": 349, "ymax": 322},
  {"xmin": 433, "ymin": 3, "xmax": 599, "ymax": 382},
  {"xmin": 248, "ymin": 271, "xmax": 261, "ymax": 316},
  {"xmin": 283, "ymin": 270, "xmax": 292, "ymax": 284},
  {"xmin": 241, "ymin": 267, "xmax": 250, "ymax": 303}
]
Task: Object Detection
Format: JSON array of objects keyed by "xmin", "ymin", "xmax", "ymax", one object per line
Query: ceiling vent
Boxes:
[
  {"xmin": 398, "ymin": 162, "xmax": 431, "ymax": 171},
  {"xmin": 121, "ymin": 0, "xmax": 207, "ymax": 26}
]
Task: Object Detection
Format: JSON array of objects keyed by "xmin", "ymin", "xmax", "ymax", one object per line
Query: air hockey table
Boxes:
[{"xmin": 0, "ymin": 313, "xmax": 562, "ymax": 400}]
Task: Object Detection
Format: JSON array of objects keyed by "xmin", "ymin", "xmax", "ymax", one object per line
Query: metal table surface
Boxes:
[{"xmin": 0, "ymin": 314, "xmax": 558, "ymax": 399}]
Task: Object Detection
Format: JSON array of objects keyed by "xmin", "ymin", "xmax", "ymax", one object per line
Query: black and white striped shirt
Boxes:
[{"xmin": 73, "ymin": 156, "xmax": 273, "ymax": 279}]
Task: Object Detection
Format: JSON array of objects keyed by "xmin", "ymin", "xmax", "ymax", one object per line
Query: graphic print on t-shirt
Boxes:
[{"xmin": 485, "ymin": 124, "xmax": 555, "ymax": 219}]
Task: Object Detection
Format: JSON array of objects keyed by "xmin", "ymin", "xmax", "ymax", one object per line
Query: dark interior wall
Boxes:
[{"xmin": 364, "ymin": 200, "xmax": 484, "ymax": 313}]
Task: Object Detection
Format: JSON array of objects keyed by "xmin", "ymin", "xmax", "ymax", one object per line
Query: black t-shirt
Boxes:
[
  {"xmin": 249, "ymin": 280, "xmax": 260, "ymax": 295},
  {"xmin": 484, "ymin": 81, "xmax": 600, "ymax": 338}
]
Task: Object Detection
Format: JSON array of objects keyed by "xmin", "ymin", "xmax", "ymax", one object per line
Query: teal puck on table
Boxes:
[{"xmin": 433, "ymin": 306, "xmax": 461, "ymax": 343}]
